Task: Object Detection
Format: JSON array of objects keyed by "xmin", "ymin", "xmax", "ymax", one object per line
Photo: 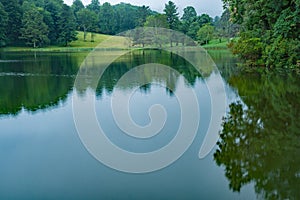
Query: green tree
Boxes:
[
  {"xmin": 44, "ymin": 0, "xmax": 63, "ymax": 44},
  {"xmin": 77, "ymin": 9, "xmax": 97, "ymax": 41},
  {"xmin": 136, "ymin": 5, "xmax": 151, "ymax": 27},
  {"xmin": 185, "ymin": 22, "xmax": 200, "ymax": 40},
  {"xmin": 71, "ymin": 0, "xmax": 84, "ymax": 13},
  {"xmin": 184, "ymin": 13, "xmax": 213, "ymax": 40},
  {"xmin": 72, "ymin": 0, "xmax": 84, "ymax": 27},
  {"xmin": 0, "ymin": 0, "xmax": 22, "ymax": 44},
  {"xmin": 98, "ymin": 2, "xmax": 117, "ymax": 35},
  {"xmin": 223, "ymin": 0, "xmax": 300, "ymax": 69},
  {"xmin": 143, "ymin": 15, "xmax": 169, "ymax": 47},
  {"xmin": 214, "ymin": 72, "xmax": 300, "ymax": 199},
  {"xmin": 181, "ymin": 6, "xmax": 197, "ymax": 24},
  {"xmin": 180, "ymin": 6, "xmax": 197, "ymax": 36},
  {"xmin": 197, "ymin": 24, "xmax": 214, "ymax": 45},
  {"xmin": 114, "ymin": 3, "xmax": 138, "ymax": 32},
  {"xmin": 87, "ymin": 0, "xmax": 100, "ymax": 13},
  {"xmin": 163, "ymin": 1, "xmax": 179, "ymax": 30},
  {"xmin": 144, "ymin": 14, "xmax": 168, "ymax": 28},
  {"xmin": 0, "ymin": 2, "xmax": 8, "ymax": 46},
  {"xmin": 20, "ymin": 2, "xmax": 49, "ymax": 48},
  {"xmin": 57, "ymin": 4, "xmax": 77, "ymax": 46},
  {"xmin": 197, "ymin": 14, "xmax": 212, "ymax": 27}
]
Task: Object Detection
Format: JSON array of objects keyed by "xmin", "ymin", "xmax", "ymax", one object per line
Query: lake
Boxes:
[{"xmin": 0, "ymin": 49, "xmax": 299, "ymax": 199}]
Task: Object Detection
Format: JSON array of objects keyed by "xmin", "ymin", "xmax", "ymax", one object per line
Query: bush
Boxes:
[
  {"xmin": 230, "ymin": 33, "xmax": 264, "ymax": 67},
  {"xmin": 264, "ymin": 37, "xmax": 300, "ymax": 69}
]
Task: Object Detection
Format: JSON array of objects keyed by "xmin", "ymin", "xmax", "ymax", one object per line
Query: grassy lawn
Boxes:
[
  {"xmin": 1, "ymin": 32, "xmax": 231, "ymax": 52},
  {"xmin": 0, "ymin": 31, "xmax": 128, "ymax": 52},
  {"xmin": 69, "ymin": 31, "xmax": 110, "ymax": 48},
  {"xmin": 202, "ymin": 38, "xmax": 229, "ymax": 49}
]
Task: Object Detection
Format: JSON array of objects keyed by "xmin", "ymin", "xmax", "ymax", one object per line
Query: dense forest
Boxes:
[
  {"xmin": 0, "ymin": 0, "xmax": 237, "ymax": 47},
  {"xmin": 224, "ymin": 0, "xmax": 300, "ymax": 69}
]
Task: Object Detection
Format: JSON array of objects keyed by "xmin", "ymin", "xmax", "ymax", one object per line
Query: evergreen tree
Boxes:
[
  {"xmin": 197, "ymin": 14, "xmax": 213, "ymax": 27},
  {"xmin": 98, "ymin": 2, "xmax": 117, "ymax": 35},
  {"xmin": 0, "ymin": 2, "xmax": 8, "ymax": 46},
  {"xmin": 180, "ymin": 6, "xmax": 197, "ymax": 36},
  {"xmin": 136, "ymin": 5, "xmax": 151, "ymax": 27},
  {"xmin": 0, "ymin": 0, "xmax": 22, "ymax": 44},
  {"xmin": 44, "ymin": 0, "xmax": 63, "ymax": 44},
  {"xmin": 72, "ymin": 0, "xmax": 84, "ymax": 27},
  {"xmin": 181, "ymin": 6, "xmax": 197, "ymax": 24},
  {"xmin": 87, "ymin": 0, "xmax": 100, "ymax": 13},
  {"xmin": 163, "ymin": 1, "xmax": 179, "ymax": 30},
  {"xmin": 71, "ymin": 0, "xmax": 84, "ymax": 13},
  {"xmin": 57, "ymin": 4, "xmax": 77, "ymax": 46},
  {"xmin": 20, "ymin": 2, "xmax": 49, "ymax": 47}
]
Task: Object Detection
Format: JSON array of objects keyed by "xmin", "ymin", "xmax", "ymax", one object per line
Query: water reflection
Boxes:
[
  {"xmin": 214, "ymin": 72, "xmax": 300, "ymax": 199},
  {"xmin": 0, "ymin": 50, "xmax": 258, "ymax": 199},
  {"xmin": 0, "ymin": 53, "xmax": 82, "ymax": 116},
  {"xmin": 0, "ymin": 50, "xmax": 206, "ymax": 116}
]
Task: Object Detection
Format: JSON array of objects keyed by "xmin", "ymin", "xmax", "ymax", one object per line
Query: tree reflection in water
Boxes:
[{"xmin": 214, "ymin": 72, "xmax": 300, "ymax": 199}]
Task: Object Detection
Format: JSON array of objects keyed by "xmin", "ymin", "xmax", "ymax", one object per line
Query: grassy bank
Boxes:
[
  {"xmin": 1, "ymin": 32, "xmax": 230, "ymax": 52},
  {"xmin": 202, "ymin": 39, "xmax": 229, "ymax": 49},
  {"xmin": 0, "ymin": 32, "xmax": 129, "ymax": 52}
]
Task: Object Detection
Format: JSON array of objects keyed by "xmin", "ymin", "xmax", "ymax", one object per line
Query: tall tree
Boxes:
[
  {"xmin": 163, "ymin": 1, "xmax": 179, "ymax": 30},
  {"xmin": 71, "ymin": 0, "xmax": 84, "ymax": 13},
  {"xmin": 0, "ymin": 2, "xmax": 8, "ymax": 46},
  {"xmin": 98, "ymin": 2, "xmax": 117, "ymax": 35},
  {"xmin": 223, "ymin": 0, "xmax": 300, "ymax": 68},
  {"xmin": 197, "ymin": 14, "xmax": 213, "ymax": 27},
  {"xmin": 72, "ymin": 0, "xmax": 84, "ymax": 27},
  {"xmin": 114, "ymin": 3, "xmax": 136, "ymax": 32},
  {"xmin": 87, "ymin": 0, "xmax": 100, "ymax": 13},
  {"xmin": 57, "ymin": 4, "xmax": 77, "ymax": 46},
  {"xmin": 136, "ymin": 5, "xmax": 151, "ymax": 27},
  {"xmin": 0, "ymin": 0, "xmax": 22, "ymax": 44},
  {"xmin": 77, "ymin": 8, "xmax": 97, "ymax": 41},
  {"xmin": 44, "ymin": 0, "xmax": 63, "ymax": 44},
  {"xmin": 144, "ymin": 14, "xmax": 169, "ymax": 47},
  {"xmin": 181, "ymin": 6, "xmax": 197, "ymax": 24},
  {"xmin": 186, "ymin": 22, "xmax": 200, "ymax": 40},
  {"xmin": 144, "ymin": 14, "xmax": 168, "ymax": 28},
  {"xmin": 215, "ymin": 9, "xmax": 239, "ymax": 41},
  {"xmin": 19, "ymin": 2, "xmax": 49, "ymax": 48},
  {"xmin": 197, "ymin": 24, "xmax": 214, "ymax": 45},
  {"xmin": 180, "ymin": 6, "xmax": 197, "ymax": 36}
]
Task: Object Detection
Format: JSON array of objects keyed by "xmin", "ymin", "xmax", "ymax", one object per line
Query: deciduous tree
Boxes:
[{"xmin": 20, "ymin": 2, "xmax": 49, "ymax": 48}]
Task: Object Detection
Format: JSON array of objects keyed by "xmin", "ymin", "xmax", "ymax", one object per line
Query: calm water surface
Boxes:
[{"xmin": 0, "ymin": 50, "xmax": 299, "ymax": 199}]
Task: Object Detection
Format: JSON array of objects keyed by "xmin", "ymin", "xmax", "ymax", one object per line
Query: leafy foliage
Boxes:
[
  {"xmin": 163, "ymin": 1, "xmax": 179, "ymax": 30},
  {"xmin": 77, "ymin": 8, "xmax": 97, "ymax": 41},
  {"xmin": 0, "ymin": 0, "xmax": 225, "ymax": 48},
  {"xmin": 214, "ymin": 72, "xmax": 300, "ymax": 199},
  {"xmin": 57, "ymin": 4, "xmax": 77, "ymax": 46},
  {"xmin": 197, "ymin": 24, "xmax": 214, "ymax": 45},
  {"xmin": 223, "ymin": 0, "xmax": 300, "ymax": 69},
  {"xmin": 0, "ymin": 0, "xmax": 22, "ymax": 44},
  {"xmin": 0, "ymin": 2, "xmax": 8, "ymax": 46},
  {"xmin": 20, "ymin": 2, "xmax": 49, "ymax": 47}
]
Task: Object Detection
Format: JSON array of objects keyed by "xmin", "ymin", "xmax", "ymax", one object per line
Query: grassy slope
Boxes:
[
  {"xmin": 202, "ymin": 38, "xmax": 229, "ymax": 49},
  {"xmin": 1, "ymin": 31, "xmax": 128, "ymax": 52},
  {"xmin": 1, "ymin": 32, "xmax": 230, "ymax": 52}
]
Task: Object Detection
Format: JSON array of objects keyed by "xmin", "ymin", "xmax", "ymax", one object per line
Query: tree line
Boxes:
[
  {"xmin": 223, "ymin": 0, "xmax": 300, "ymax": 69},
  {"xmin": 0, "ymin": 0, "xmax": 237, "ymax": 48}
]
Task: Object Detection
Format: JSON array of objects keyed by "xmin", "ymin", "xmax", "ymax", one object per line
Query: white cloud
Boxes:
[{"xmin": 64, "ymin": 0, "xmax": 224, "ymax": 17}]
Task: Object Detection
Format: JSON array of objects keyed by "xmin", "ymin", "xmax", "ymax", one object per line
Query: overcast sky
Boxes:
[{"xmin": 64, "ymin": 0, "xmax": 224, "ymax": 17}]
